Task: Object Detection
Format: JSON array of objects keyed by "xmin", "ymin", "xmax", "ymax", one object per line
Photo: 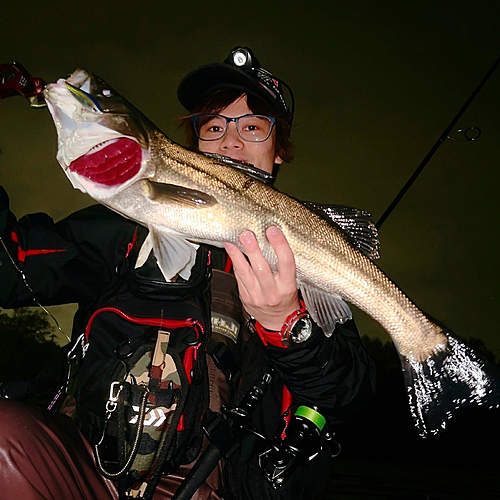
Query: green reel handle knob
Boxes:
[{"xmin": 294, "ymin": 405, "xmax": 326, "ymax": 432}]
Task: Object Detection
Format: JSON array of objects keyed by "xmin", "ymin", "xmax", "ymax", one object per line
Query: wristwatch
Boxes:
[
  {"xmin": 254, "ymin": 300, "xmax": 314, "ymax": 348},
  {"xmin": 286, "ymin": 310, "xmax": 313, "ymax": 344}
]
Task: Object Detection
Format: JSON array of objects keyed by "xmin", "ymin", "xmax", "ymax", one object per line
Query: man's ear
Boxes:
[{"xmin": 274, "ymin": 155, "xmax": 283, "ymax": 165}]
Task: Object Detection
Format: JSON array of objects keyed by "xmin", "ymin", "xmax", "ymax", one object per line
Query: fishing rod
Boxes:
[{"xmin": 376, "ymin": 54, "xmax": 500, "ymax": 230}]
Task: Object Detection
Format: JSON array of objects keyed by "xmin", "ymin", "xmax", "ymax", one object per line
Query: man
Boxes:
[
  {"xmin": 177, "ymin": 48, "xmax": 302, "ymax": 343},
  {"xmin": 0, "ymin": 46, "xmax": 375, "ymax": 499}
]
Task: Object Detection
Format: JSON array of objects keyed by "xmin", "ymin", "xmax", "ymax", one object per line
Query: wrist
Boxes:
[{"xmin": 253, "ymin": 300, "xmax": 313, "ymax": 348}]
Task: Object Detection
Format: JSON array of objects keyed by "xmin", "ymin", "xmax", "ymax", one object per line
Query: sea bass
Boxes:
[{"xmin": 43, "ymin": 69, "xmax": 498, "ymax": 436}]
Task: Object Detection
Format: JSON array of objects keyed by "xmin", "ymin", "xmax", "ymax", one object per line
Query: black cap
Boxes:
[{"xmin": 177, "ymin": 46, "xmax": 294, "ymax": 123}]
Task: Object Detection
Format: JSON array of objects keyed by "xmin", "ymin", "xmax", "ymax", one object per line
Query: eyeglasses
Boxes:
[{"xmin": 191, "ymin": 113, "xmax": 276, "ymax": 142}]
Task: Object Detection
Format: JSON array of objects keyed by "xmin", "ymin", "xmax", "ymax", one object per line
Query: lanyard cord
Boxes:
[{"xmin": 0, "ymin": 235, "xmax": 71, "ymax": 342}]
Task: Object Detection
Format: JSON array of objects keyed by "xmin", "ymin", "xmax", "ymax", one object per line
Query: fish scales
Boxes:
[
  {"xmin": 43, "ymin": 69, "xmax": 500, "ymax": 437},
  {"xmin": 152, "ymin": 134, "xmax": 446, "ymax": 361}
]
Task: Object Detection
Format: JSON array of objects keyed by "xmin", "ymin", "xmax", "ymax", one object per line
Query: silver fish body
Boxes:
[
  {"xmin": 43, "ymin": 69, "xmax": 499, "ymax": 436},
  {"xmin": 128, "ymin": 134, "xmax": 445, "ymax": 360}
]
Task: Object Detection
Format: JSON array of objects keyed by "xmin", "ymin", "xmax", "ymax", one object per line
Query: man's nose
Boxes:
[{"xmin": 220, "ymin": 123, "xmax": 243, "ymax": 149}]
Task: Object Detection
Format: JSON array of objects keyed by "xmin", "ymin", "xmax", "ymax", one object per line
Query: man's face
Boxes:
[{"xmin": 197, "ymin": 95, "xmax": 283, "ymax": 174}]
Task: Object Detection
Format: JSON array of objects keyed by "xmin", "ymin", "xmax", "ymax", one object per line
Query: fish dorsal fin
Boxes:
[
  {"xmin": 147, "ymin": 180, "xmax": 217, "ymax": 208},
  {"xmin": 149, "ymin": 225, "xmax": 199, "ymax": 281},
  {"xmin": 300, "ymin": 285, "xmax": 352, "ymax": 336},
  {"xmin": 303, "ymin": 202, "xmax": 380, "ymax": 260}
]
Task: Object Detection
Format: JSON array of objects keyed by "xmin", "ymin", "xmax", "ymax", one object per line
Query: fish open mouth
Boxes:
[{"xmin": 68, "ymin": 137, "xmax": 142, "ymax": 186}]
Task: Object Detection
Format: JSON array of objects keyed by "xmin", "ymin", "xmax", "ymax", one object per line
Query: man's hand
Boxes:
[{"xmin": 223, "ymin": 226, "xmax": 300, "ymax": 331}]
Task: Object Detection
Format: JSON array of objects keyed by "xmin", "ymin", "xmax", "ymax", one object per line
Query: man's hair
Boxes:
[{"xmin": 178, "ymin": 89, "xmax": 294, "ymax": 163}]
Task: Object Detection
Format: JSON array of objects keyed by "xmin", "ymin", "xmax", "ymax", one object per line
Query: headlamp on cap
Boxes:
[
  {"xmin": 230, "ymin": 47, "xmax": 253, "ymax": 69},
  {"xmin": 223, "ymin": 46, "xmax": 294, "ymax": 123},
  {"xmin": 178, "ymin": 46, "xmax": 295, "ymax": 125}
]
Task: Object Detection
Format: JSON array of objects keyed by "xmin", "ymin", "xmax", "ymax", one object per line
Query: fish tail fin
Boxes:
[{"xmin": 401, "ymin": 329, "xmax": 500, "ymax": 437}]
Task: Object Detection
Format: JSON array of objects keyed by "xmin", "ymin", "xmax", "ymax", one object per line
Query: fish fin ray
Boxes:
[
  {"xmin": 135, "ymin": 232, "xmax": 154, "ymax": 269},
  {"xmin": 302, "ymin": 202, "xmax": 380, "ymax": 260},
  {"xmin": 147, "ymin": 181, "xmax": 217, "ymax": 208},
  {"xmin": 150, "ymin": 225, "xmax": 199, "ymax": 281},
  {"xmin": 300, "ymin": 285, "xmax": 352, "ymax": 336}
]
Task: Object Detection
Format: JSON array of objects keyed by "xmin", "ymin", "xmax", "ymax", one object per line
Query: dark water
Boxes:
[
  {"xmin": 322, "ymin": 404, "xmax": 500, "ymax": 500},
  {"xmin": 324, "ymin": 457, "xmax": 499, "ymax": 499}
]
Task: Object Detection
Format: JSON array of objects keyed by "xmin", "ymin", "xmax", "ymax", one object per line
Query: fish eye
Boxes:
[{"xmin": 102, "ymin": 89, "xmax": 112, "ymax": 97}]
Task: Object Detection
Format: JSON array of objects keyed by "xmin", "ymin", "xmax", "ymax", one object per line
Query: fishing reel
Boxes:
[
  {"xmin": 220, "ymin": 394, "xmax": 338, "ymax": 490},
  {"xmin": 220, "ymin": 375, "xmax": 339, "ymax": 490},
  {"xmin": 258, "ymin": 405, "xmax": 340, "ymax": 490},
  {"xmin": 173, "ymin": 370, "xmax": 339, "ymax": 499}
]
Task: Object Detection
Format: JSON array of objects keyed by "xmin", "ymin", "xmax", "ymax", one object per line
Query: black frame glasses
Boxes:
[{"xmin": 191, "ymin": 113, "xmax": 276, "ymax": 142}]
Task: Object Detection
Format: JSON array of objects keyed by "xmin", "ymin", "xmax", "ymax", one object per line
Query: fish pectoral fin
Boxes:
[
  {"xmin": 135, "ymin": 232, "xmax": 154, "ymax": 269},
  {"xmin": 150, "ymin": 225, "xmax": 199, "ymax": 281},
  {"xmin": 147, "ymin": 181, "xmax": 217, "ymax": 208},
  {"xmin": 300, "ymin": 285, "xmax": 352, "ymax": 336}
]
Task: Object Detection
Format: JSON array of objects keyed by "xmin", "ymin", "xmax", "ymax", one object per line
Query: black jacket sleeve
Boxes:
[
  {"xmin": 0, "ymin": 185, "xmax": 139, "ymax": 308},
  {"xmin": 263, "ymin": 319, "xmax": 376, "ymax": 425}
]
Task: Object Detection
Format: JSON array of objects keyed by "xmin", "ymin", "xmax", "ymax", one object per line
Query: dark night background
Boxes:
[{"xmin": 1, "ymin": 1, "xmax": 499, "ymax": 498}]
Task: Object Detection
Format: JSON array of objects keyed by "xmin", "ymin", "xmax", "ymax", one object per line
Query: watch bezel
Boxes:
[{"xmin": 285, "ymin": 313, "xmax": 313, "ymax": 344}]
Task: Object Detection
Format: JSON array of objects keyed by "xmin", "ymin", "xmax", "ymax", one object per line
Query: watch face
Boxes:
[{"xmin": 290, "ymin": 316, "xmax": 313, "ymax": 343}]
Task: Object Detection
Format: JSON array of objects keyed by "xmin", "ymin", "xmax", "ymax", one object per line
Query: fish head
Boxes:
[{"xmin": 43, "ymin": 68, "xmax": 155, "ymax": 198}]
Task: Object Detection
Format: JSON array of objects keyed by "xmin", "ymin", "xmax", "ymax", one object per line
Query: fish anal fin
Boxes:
[{"xmin": 300, "ymin": 285, "xmax": 352, "ymax": 336}]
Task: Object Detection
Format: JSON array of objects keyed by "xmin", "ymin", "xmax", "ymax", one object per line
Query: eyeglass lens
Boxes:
[{"xmin": 195, "ymin": 114, "xmax": 273, "ymax": 142}]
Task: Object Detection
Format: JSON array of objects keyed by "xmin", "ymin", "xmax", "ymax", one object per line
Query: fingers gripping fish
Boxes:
[{"xmin": 43, "ymin": 69, "xmax": 499, "ymax": 437}]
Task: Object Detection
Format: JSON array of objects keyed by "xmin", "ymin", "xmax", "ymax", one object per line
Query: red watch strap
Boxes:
[
  {"xmin": 255, "ymin": 322, "xmax": 287, "ymax": 348},
  {"xmin": 255, "ymin": 300, "xmax": 307, "ymax": 348}
]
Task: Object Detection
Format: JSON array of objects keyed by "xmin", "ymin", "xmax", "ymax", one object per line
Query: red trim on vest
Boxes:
[
  {"xmin": 125, "ymin": 228, "xmax": 139, "ymax": 259},
  {"xmin": 10, "ymin": 230, "xmax": 67, "ymax": 263},
  {"xmin": 177, "ymin": 414, "xmax": 186, "ymax": 431},
  {"xmin": 84, "ymin": 307, "xmax": 204, "ymax": 342},
  {"xmin": 183, "ymin": 345, "xmax": 195, "ymax": 385},
  {"xmin": 281, "ymin": 385, "xmax": 293, "ymax": 439},
  {"xmin": 224, "ymin": 255, "xmax": 233, "ymax": 273}
]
